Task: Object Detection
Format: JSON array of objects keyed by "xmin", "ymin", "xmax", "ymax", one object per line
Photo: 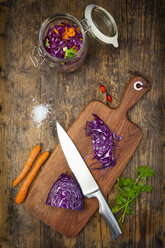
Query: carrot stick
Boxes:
[
  {"xmin": 15, "ymin": 151, "xmax": 49, "ymax": 204},
  {"xmin": 13, "ymin": 145, "xmax": 41, "ymax": 187}
]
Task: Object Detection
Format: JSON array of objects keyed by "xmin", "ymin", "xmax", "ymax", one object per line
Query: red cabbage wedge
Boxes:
[
  {"xmin": 85, "ymin": 114, "xmax": 122, "ymax": 173},
  {"xmin": 46, "ymin": 174, "xmax": 83, "ymax": 210}
]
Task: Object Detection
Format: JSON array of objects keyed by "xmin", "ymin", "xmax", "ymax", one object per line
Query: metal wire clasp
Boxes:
[
  {"xmin": 30, "ymin": 46, "xmax": 45, "ymax": 67},
  {"xmin": 80, "ymin": 19, "xmax": 90, "ymax": 33}
]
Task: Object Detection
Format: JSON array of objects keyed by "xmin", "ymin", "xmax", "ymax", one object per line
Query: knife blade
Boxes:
[{"xmin": 56, "ymin": 122, "xmax": 122, "ymax": 239}]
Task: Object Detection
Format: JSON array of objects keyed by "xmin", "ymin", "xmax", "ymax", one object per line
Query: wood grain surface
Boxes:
[{"xmin": 0, "ymin": 0, "xmax": 164, "ymax": 248}]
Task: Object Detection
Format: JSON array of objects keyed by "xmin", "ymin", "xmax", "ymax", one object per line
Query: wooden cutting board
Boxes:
[{"xmin": 25, "ymin": 76, "xmax": 150, "ymax": 237}]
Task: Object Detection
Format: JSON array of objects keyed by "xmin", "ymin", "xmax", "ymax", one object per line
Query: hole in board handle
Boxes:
[{"xmin": 134, "ymin": 81, "xmax": 144, "ymax": 91}]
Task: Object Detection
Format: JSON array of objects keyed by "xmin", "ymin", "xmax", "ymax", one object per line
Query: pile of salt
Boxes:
[{"xmin": 31, "ymin": 104, "xmax": 50, "ymax": 127}]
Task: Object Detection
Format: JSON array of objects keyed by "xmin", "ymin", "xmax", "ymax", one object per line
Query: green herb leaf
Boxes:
[
  {"xmin": 144, "ymin": 185, "xmax": 152, "ymax": 192},
  {"xmin": 117, "ymin": 177, "xmax": 124, "ymax": 188},
  {"xmin": 116, "ymin": 194, "xmax": 126, "ymax": 205},
  {"xmin": 137, "ymin": 165, "xmax": 155, "ymax": 179},
  {"xmin": 124, "ymin": 206, "xmax": 131, "ymax": 214},
  {"xmin": 137, "ymin": 181, "xmax": 144, "ymax": 188},
  {"xmin": 123, "ymin": 177, "xmax": 134, "ymax": 187},
  {"xmin": 128, "ymin": 189, "xmax": 136, "ymax": 199},
  {"xmin": 64, "ymin": 48, "xmax": 76, "ymax": 59},
  {"xmin": 45, "ymin": 38, "xmax": 50, "ymax": 47},
  {"xmin": 112, "ymin": 205, "xmax": 119, "ymax": 213}
]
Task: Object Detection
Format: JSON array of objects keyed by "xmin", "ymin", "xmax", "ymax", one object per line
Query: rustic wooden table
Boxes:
[{"xmin": 0, "ymin": 0, "xmax": 164, "ymax": 248}]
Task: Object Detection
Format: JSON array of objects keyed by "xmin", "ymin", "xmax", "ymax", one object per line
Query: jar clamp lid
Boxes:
[{"xmin": 83, "ymin": 4, "xmax": 118, "ymax": 47}]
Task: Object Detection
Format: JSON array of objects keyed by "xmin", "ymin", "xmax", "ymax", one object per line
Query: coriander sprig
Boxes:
[{"xmin": 112, "ymin": 165, "xmax": 155, "ymax": 223}]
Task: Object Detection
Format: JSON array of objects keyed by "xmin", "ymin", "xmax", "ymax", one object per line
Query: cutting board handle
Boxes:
[{"xmin": 118, "ymin": 76, "xmax": 150, "ymax": 114}]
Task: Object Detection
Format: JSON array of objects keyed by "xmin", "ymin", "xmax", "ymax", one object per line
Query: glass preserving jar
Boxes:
[{"xmin": 30, "ymin": 4, "xmax": 118, "ymax": 72}]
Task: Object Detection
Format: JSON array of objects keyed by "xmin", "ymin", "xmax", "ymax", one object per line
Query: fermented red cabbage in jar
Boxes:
[{"xmin": 43, "ymin": 23, "xmax": 83, "ymax": 59}]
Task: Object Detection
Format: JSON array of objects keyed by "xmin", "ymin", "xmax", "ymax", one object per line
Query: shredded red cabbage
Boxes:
[
  {"xmin": 85, "ymin": 114, "xmax": 122, "ymax": 173},
  {"xmin": 43, "ymin": 22, "xmax": 83, "ymax": 59},
  {"xmin": 46, "ymin": 174, "xmax": 83, "ymax": 210}
]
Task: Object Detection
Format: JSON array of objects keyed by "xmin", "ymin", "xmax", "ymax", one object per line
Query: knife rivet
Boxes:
[{"xmin": 134, "ymin": 81, "xmax": 143, "ymax": 90}]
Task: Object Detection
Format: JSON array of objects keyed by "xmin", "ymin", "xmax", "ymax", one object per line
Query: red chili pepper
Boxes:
[
  {"xmin": 99, "ymin": 84, "xmax": 106, "ymax": 93},
  {"xmin": 107, "ymin": 95, "xmax": 112, "ymax": 102}
]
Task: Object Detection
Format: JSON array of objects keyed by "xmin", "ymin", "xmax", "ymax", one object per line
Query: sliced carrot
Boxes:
[
  {"xmin": 15, "ymin": 151, "xmax": 49, "ymax": 204},
  {"xmin": 62, "ymin": 27, "xmax": 76, "ymax": 40},
  {"xmin": 53, "ymin": 28, "xmax": 59, "ymax": 34},
  {"xmin": 62, "ymin": 33, "xmax": 69, "ymax": 39},
  {"xmin": 67, "ymin": 27, "xmax": 75, "ymax": 37},
  {"xmin": 76, "ymin": 27, "xmax": 80, "ymax": 32},
  {"xmin": 13, "ymin": 145, "xmax": 41, "ymax": 187},
  {"xmin": 73, "ymin": 45, "xmax": 78, "ymax": 52}
]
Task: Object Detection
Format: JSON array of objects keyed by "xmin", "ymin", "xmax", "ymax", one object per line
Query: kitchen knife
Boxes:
[{"xmin": 56, "ymin": 122, "xmax": 122, "ymax": 239}]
